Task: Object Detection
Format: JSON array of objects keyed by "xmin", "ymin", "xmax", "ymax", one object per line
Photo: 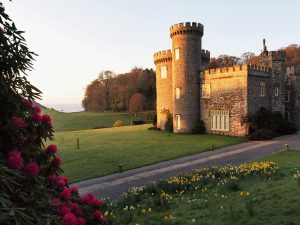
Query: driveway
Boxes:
[{"xmin": 74, "ymin": 132, "xmax": 300, "ymax": 201}]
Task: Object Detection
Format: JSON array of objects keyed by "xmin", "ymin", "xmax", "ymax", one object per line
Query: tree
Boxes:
[
  {"xmin": 241, "ymin": 52, "xmax": 260, "ymax": 65},
  {"xmin": 281, "ymin": 44, "xmax": 300, "ymax": 65},
  {"xmin": 82, "ymin": 68, "xmax": 156, "ymax": 112},
  {"xmin": 128, "ymin": 92, "xmax": 146, "ymax": 113},
  {"xmin": 98, "ymin": 70, "xmax": 115, "ymax": 110},
  {"xmin": 82, "ymin": 79, "xmax": 105, "ymax": 111},
  {"xmin": 207, "ymin": 55, "xmax": 241, "ymax": 69}
]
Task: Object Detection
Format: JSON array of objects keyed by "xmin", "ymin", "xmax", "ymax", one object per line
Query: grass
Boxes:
[
  {"xmin": 48, "ymin": 124, "xmax": 243, "ymax": 182},
  {"xmin": 43, "ymin": 108, "xmax": 154, "ymax": 132},
  {"xmin": 107, "ymin": 151, "xmax": 300, "ymax": 225}
]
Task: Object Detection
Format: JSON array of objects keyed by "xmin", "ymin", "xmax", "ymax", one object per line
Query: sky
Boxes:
[{"xmin": 3, "ymin": 0, "xmax": 300, "ymax": 106}]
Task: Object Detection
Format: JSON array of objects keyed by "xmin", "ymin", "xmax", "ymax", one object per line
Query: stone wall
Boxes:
[
  {"xmin": 286, "ymin": 64, "xmax": 300, "ymax": 128},
  {"xmin": 201, "ymin": 65, "xmax": 249, "ymax": 136},
  {"xmin": 247, "ymin": 73, "xmax": 272, "ymax": 115}
]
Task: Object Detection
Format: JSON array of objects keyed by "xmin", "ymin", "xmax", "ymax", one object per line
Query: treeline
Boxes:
[
  {"xmin": 82, "ymin": 68, "xmax": 156, "ymax": 112},
  {"xmin": 207, "ymin": 44, "xmax": 300, "ymax": 69}
]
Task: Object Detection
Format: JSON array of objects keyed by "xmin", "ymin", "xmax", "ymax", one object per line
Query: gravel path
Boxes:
[{"xmin": 74, "ymin": 132, "xmax": 300, "ymax": 201}]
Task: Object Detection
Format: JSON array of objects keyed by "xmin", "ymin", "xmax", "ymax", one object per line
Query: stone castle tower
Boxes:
[
  {"xmin": 260, "ymin": 41, "xmax": 286, "ymax": 114},
  {"xmin": 154, "ymin": 22, "xmax": 210, "ymax": 133}
]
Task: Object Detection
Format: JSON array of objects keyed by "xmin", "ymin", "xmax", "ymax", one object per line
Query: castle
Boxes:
[{"xmin": 154, "ymin": 22, "xmax": 300, "ymax": 136}]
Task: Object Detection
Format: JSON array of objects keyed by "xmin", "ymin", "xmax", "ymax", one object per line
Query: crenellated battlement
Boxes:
[
  {"xmin": 153, "ymin": 49, "xmax": 172, "ymax": 65},
  {"xmin": 261, "ymin": 50, "xmax": 286, "ymax": 61},
  {"xmin": 204, "ymin": 64, "xmax": 271, "ymax": 76},
  {"xmin": 201, "ymin": 49, "xmax": 210, "ymax": 59},
  {"xmin": 170, "ymin": 22, "xmax": 203, "ymax": 38}
]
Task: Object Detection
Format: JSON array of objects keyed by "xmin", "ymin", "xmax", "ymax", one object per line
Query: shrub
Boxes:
[
  {"xmin": 193, "ymin": 119, "xmax": 206, "ymax": 134},
  {"xmin": 249, "ymin": 128, "xmax": 273, "ymax": 140},
  {"xmin": 277, "ymin": 120, "xmax": 297, "ymax": 135},
  {"xmin": 131, "ymin": 120, "xmax": 145, "ymax": 125},
  {"xmin": 152, "ymin": 114, "xmax": 157, "ymax": 127},
  {"xmin": 245, "ymin": 107, "xmax": 297, "ymax": 140},
  {"xmin": 164, "ymin": 113, "xmax": 173, "ymax": 133},
  {"xmin": 113, "ymin": 120, "xmax": 124, "ymax": 127},
  {"xmin": 0, "ymin": 4, "xmax": 107, "ymax": 225}
]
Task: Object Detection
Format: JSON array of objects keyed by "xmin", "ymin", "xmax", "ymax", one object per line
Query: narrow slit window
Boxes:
[
  {"xmin": 175, "ymin": 114, "xmax": 181, "ymax": 130},
  {"xmin": 160, "ymin": 66, "xmax": 167, "ymax": 79},
  {"xmin": 175, "ymin": 88, "xmax": 180, "ymax": 99},
  {"xmin": 259, "ymin": 82, "xmax": 265, "ymax": 97},
  {"xmin": 174, "ymin": 48, "xmax": 180, "ymax": 60},
  {"xmin": 274, "ymin": 87, "xmax": 279, "ymax": 97}
]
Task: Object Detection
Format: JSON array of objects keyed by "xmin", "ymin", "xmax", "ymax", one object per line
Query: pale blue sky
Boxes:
[{"xmin": 4, "ymin": 0, "xmax": 300, "ymax": 105}]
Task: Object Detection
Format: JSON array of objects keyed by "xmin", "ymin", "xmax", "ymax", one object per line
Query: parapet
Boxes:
[
  {"xmin": 261, "ymin": 50, "xmax": 286, "ymax": 61},
  {"xmin": 201, "ymin": 49, "xmax": 210, "ymax": 66},
  {"xmin": 201, "ymin": 49, "xmax": 210, "ymax": 59},
  {"xmin": 153, "ymin": 49, "xmax": 172, "ymax": 65},
  {"xmin": 204, "ymin": 64, "xmax": 271, "ymax": 76},
  {"xmin": 170, "ymin": 22, "xmax": 203, "ymax": 38}
]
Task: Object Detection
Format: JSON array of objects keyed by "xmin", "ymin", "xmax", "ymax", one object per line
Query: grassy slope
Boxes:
[
  {"xmin": 49, "ymin": 124, "xmax": 243, "ymax": 182},
  {"xmin": 113, "ymin": 151, "xmax": 300, "ymax": 225},
  {"xmin": 43, "ymin": 109, "xmax": 152, "ymax": 132}
]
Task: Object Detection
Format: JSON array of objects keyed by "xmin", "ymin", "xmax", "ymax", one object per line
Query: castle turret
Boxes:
[
  {"xmin": 260, "ymin": 40, "xmax": 286, "ymax": 114},
  {"xmin": 170, "ymin": 22, "xmax": 204, "ymax": 133},
  {"xmin": 154, "ymin": 50, "xmax": 173, "ymax": 129}
]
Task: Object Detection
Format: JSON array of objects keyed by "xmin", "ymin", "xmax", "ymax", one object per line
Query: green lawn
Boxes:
[
  {"xmin": 108, "ymin": 151, "xmax": 300, "ymax": 225},
  {"xmin": 49, "ymin": 124, "xmax": 243, "ymax": 182},
  {"xmin": 260, "ymin": 150, "xmax": 300, "ymax": 169},
  {"xmin": 43, "ymin": 109, "xmax": 154, "ymax": 132}
]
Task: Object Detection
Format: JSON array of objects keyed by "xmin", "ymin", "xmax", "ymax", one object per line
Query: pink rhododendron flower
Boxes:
[
  {"xmin": 60, "ymin": 188, "xmax": 72, "ymax": 200},
  {"xmin": 71, "ymin": 186, "xmax": 78, "ymax": 193},
  {"xmin": 6, "ymin": 150, "xmax": 23, "ymax": 169},
  {"xmin": 23, "ymin": 98, "xmax": 33, "ymax": 107},
  {"xmin": 33, "ymin": 105, "xmax": 41, "ymax": 113},
  {"xmin": 42, "ymin": 114, "xmax": 52, "ymax": 126},
  {"xmin": 32, "ymin": 113, "xmax": 42, "ymax": 122},
  {"xmin": 12, "ymin": 116, "xmax": 27, "ymax": 128},
  {"xmin": 51, "ymin": 156, "xmax": 62, "ymax": 167},
  {"xmin": 49, "ymin": 174, "xmax": 59, "ymax": 184},
  {"xmin": 81, "ymin": 193, "xmax": 94, "ymax": 205},
  {"xmin": 57, "ymin": 179, "xmax": 66, "ymax": 188},
  {"xmin": 91, "ymin": 197, "xmax": 102, "ymax": 208},
  {"xmin": 70, "ymin": 202, "xmax": 83, "ymax": 216},
  {"xmin": 59, "ymin": 205, "xmax": 71, "ymax": 217},
  {"xmin": 26, "ymin": 162, "xmax": 39, "ymax": 177},
  {"xmin": 62, "ymin": 212, "xmax": 78, "ymax": 225},
  {"xmin": 61, "ymin": 176, "xmax": 69, "ymax": 183},
  {"xmin": 45, "ymin": 144, "xmax": 58, "ymax": 154},
  {"xmin": 92, "ymin": 210, "xmax": 102, "ymax": 220},
  {"xmin": 77, "ymin": 217, "xmax": 86, "ymax": 225}
]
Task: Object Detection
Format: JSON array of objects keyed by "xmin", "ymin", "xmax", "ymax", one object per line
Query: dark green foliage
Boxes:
[
  {"xmin": 249, "ymin": 128, "xmax": 274, "ymax": 141},
  {"xmin": 245, "ymin": 107, "xmax": 297, "ymax": 140},
  {"xmin": 193, "ymin": 119, "xmax": 206, "ymax": 134},
  {"xmin": 152, "ymin": 114, "xmax": 157, "ymax": 127},
  {"xmin": 164, "ymin": 113, "xmax": 173, "ymax": 133},
  {"xmin": 277, "ymin": 120, "xmax": 298, "ymax": 135},
  {"xmin": 131, "ymin": 120, "xmax": 145, "ymax": 125}
]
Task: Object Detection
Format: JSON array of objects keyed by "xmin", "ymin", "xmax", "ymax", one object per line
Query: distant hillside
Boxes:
[{"xmin": 42, "ymin": 108, "xmax": 155, "ymax": 132}]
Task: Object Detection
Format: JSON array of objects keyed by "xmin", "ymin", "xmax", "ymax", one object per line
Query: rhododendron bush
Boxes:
[{"xmin": 0, "ymin": 3, "xmax": 108, "ymax": 225}]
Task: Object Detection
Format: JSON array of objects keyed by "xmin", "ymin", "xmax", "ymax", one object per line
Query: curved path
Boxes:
[{"xmin": 74, "ymin": 132, "xmax": 300, "ymax": 201}]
